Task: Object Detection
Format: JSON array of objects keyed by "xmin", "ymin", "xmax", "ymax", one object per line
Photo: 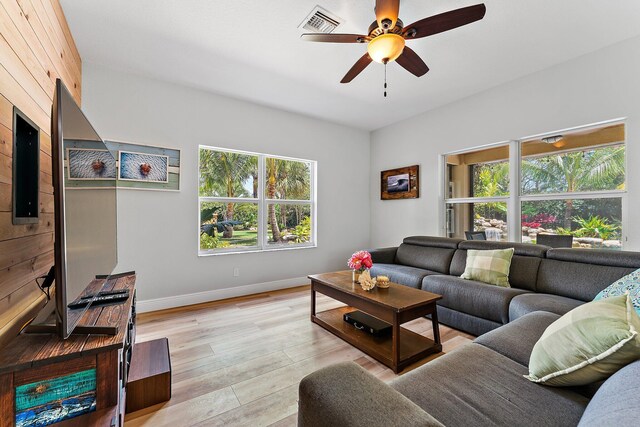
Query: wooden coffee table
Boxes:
[{"xmin": 309, "ymin": 271, "xmax": 442, "ymax": 373}]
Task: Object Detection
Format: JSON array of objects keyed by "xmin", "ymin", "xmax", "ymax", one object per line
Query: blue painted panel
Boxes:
[{"xmin": 15, "ymin": 368, "xmax": 97, "ymax": 427}]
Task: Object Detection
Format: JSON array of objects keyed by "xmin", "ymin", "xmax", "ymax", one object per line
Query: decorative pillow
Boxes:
[
  {"xmin": 594, "ymin": 268, "xmax": 640, "ymax": 316},
  {"xmin": 526, "ymin": 294, "xmax": 640, "ymax": 387},
  {"xmin": 460, "ymin": 248, "xmax": 514, "ymax": 287}
]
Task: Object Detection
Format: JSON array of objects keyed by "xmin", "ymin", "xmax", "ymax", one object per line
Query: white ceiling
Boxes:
[{"xmin": 60, "ymin": 0, "xmax": 640, "ymax": 131}]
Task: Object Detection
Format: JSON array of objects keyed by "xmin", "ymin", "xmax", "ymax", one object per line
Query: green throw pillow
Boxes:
[
  {"xmin": 526, "ymin": 294, "xmax": 640, "ymax": 387},
  {"xmin": 460, "ymin": 248, "xmax": 514, "ymax": 287}
]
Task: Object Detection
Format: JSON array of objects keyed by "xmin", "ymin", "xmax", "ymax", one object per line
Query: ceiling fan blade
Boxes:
[
  {"xmin": 341, "ymin": 53, "xmax": 373, "ymax": 83},
  {"xmin": 396, "ymin": 46, "xmax": 429, "ymax": 77},
  {"xmin": 403, "ymin": 4, "xmax": 486, "ymax": 39},
  {"xmin": 301, "ymin": 33, "xmax": 367, "ymax": 43},
  {"xmin": 376, "ymin": 0, "xmax": 400, "ymax": 30}
]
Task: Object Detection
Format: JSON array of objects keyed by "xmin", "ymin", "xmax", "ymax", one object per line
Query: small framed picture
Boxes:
[
  {"xmin": 67, "ymin": 148, "xmax": 117, "ymax": 180},
  {"xmin": 118, "ymin": 151, "xmax": 169, "ymax": 183},
  {"xmin": 381, "ymin": 165, "xmax": 419, "ymax": 200}
]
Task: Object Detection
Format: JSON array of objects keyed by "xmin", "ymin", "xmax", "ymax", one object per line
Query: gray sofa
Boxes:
[
  {"xmin": 370, "ymin": 236, "xmax": 640, "ymax": 336},
  {"xmin": 297, "ymin": 236, "xmax": 640, "ymax": 426},
  {"xmin": 299, "ymin": 311, "xmax": 640, "ymax": 426}
]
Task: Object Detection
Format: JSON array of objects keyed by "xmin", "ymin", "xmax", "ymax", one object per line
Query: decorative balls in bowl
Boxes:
[{"xmin": 376, "ymin": 275, "xmax": 390, "ymax": 288}]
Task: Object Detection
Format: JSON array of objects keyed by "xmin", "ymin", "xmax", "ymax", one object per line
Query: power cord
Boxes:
[{"xmin": 36, "ymin": 266, "xmax": 55, "ymax": 301}]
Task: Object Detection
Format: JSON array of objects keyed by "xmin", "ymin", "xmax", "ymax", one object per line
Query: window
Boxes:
[
  {"xmin": 199, "ymin": 146, "xmax": 315, "ymax": 254},
  {"xmin": 443, "ymin": 121, "xmax": 626, "ymax": 249},
  {"xmin": 445, "ymin": 144, "xmax": 510, "ymax": 241}
]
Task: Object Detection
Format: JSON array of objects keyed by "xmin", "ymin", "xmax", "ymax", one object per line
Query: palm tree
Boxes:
[
  {"xmin": 266, "ymin": 157, "xmax": 282, "ymax": 242},
  {"xmin": 522, "ymin": 146, "xmax": 624, "ymax": 228},
  {"xmin": 275, "ymin": 160, "xmax": 310, "ymax": 228},
  {"xmin": 265, "ymin": 158, "xmax": 311, "ymax": 242},
  {"xmin": 200, "ymin": 150, "xmax": 256, "ymax": 237}
]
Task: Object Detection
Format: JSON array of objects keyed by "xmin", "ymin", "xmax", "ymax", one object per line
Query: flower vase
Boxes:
[{"xmin": 352, "ymin": 270, "xmax": 362, "ymax": 283}]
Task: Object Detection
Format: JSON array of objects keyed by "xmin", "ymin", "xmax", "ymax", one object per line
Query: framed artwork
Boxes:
[
  {"xmin": 67, "ymin": 148, "xmax": 117, "ymax": 180},
  {"xmin": 381, "ymin": 165, "xmax": 419, "ymax": 200},
  {"xmin": 64, "ymin": 140, "xmax": 181, "ymax": 191},
  {"xmin": 118, "ymin": 151, "xmax": 169, "ymax": 183}
]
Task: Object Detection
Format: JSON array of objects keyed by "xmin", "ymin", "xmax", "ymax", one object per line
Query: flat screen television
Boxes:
[{"xmin": 36, "ymin": 79, "xmax": 118, "ymax": 338}]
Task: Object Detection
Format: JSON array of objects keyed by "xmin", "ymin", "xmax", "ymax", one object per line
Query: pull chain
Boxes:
[{"xmin": 384, "ymin": 62, "xmax": 388, "ymax": 97}]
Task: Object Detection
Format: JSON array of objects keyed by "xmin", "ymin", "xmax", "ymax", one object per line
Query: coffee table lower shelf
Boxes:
[{"xmin": 312, "ymin": 306, "xmax": 441, "ymax": 372}]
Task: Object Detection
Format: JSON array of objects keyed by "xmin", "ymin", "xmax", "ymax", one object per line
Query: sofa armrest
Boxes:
[
  {"xmin": 369, "ymin": 247, "xmax": 398, "ymax": 264},
  {"xmin": 298, "ymin": 362, "xmax": 443, "ymax": 427}
]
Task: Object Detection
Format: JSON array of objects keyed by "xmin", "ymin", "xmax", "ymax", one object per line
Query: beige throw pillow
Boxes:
[
  {"xmin": 525, "ymin": 294, "xmax": 640, "ymax": 386},
  {"xmin": 460, "ymin": 248, "xmax": 514, "ymax": 287}
]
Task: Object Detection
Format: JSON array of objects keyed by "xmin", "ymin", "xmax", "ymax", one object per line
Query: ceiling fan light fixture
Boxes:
[{"xmin": 367, "ymin": 33, "xmax": 405, "ymax": 63}]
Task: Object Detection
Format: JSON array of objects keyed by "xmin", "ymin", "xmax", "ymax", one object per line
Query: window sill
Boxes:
[{"xmin": 198, "ymin": 243, "xmax": 317, "ymax": 257}]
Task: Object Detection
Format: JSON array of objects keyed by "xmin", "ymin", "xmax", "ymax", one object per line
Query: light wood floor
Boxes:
[{"xmin": 124, "ymin": 285, "xmax": 474, "ymax": 427}]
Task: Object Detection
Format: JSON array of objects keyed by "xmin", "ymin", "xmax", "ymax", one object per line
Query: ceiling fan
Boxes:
[{"xmin": 301, "ymin": 1, "xmax": 486, "ymax": 84}]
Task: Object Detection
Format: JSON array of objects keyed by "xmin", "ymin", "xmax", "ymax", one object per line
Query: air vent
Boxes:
[{"xmin": 299, "ymin": 6, "xmax": 342, "ymax": 34}]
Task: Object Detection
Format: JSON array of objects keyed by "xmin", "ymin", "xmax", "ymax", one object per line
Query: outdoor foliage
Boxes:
[
  {"xmin": 472, "ymin": 161, "xmax": 509, "ymax": 197},
  {"xmin": 573, "ymin": 216, "xmax": 619, "ymax": 241},
  {"xmin": 470, "ymin": 144, "xmax": 624, "ymax": 241},
  {"xmin": 294, "ymin": 217, "xmax": 312, "ymax": 243},
  {"xmin": 199, "ymin": 149, "xmax": 312, "ymax": 249},
  {"xmin": 472, "ymin": 161, "xmax": 509, "ymax": 220},
  {"xmin": 521, "ymin": 145, "xmax": 624, "ymax": 229}
]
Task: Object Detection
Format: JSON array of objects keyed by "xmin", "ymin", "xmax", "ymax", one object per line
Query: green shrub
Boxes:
[
  {"xmin": 573, "ymin": 216, "xmax": 619, "ymax": 240},
  {"xmin": 554, "ymin": 227, "xmax": 573, "ymax": 236},
  {"xmin": 294, "ymin": 217, "xmax": 311, "ymax": 243},
  {"xmin": 200, "ymin": 233, "xmax": 230, "ymax": 250}
]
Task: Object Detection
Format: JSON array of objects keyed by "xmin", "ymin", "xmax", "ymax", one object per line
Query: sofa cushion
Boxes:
[
  {"xmin": 402, "ymin": 235, "xmax": 462, "ymax": 249},
  {"xmin": 460, "ymin": 248, "xmax": 514, "ymax": 287},
  {"xmin": 436, "ymin": 305, "xmax": 502, "ymax": 336},
  {"xmin": 547, "ymin": 248, "xmax": 640, "ymax": 268},
  {"xmin": 594, "ymin": 267, "xmax": 640, "ymax": 316},
  {"xmin": 526, "ymin": 294, "xmax": 640, "ymax": 387},
  {"xmin": 422, "ymin": 275, "xmax": 530, "ymax": 324},
  {"xmin": 391, "ymin": 343, "xmax": 589, "ymax": 427},
  {"xmin": 458, "ymin": 240, "xmax": 548, "ymax": 257},
  {"xmin": 395, "ymin": 244, "xmax": 456, "ymax": 274},
  {"xmin": 578, "ymin": 360, "xmax": 640, "ymax": 427},
  {"xmin": 368, "ymin": 246, "xmax": 398, "ymax": 264},
  {"xmin": 509, "ymin": 293, "xmax": 584, "ymax": 322},
  {"xmin": 537, "ymin": 258, "xmax": 637, "ymax": 301},
  {"xmin": 476, "ymin": 311, "xmax": 561, "ymax": 367},
  {"xmin": 450, "ymin": 250, "xmax": 542, "ymax": 291},
  {"xmin": 298, "ymin": 362, "xmax": 444, "ymax": 427},
  {"xmin": 370, "ymin": 264, "xmax": 438, "ymax": 289}
]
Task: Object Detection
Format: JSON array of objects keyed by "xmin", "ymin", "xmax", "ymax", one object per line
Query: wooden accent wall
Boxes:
[{"xmin": 0, "ymin": 0, "xmax": 81, "ymax": 348}]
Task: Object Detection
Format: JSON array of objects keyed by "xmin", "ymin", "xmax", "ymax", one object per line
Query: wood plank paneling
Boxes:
[
  {"xmin": 0, "ymin": 183, "xmax": 10, "ymax": 211},
  {"xmin": 0, "ymin": 232, "xmax": 53, "ymax": 270},
  {"xmin": 0, "ymin": 123, "xmax": 10, "ymax": 157},
  {"xmin": 0, "ymin": 0, "xmax": 80, "ymax": 348},
  {"xmin": 0, "ymin": 249, "xmax": 54, "ymax": 300}
]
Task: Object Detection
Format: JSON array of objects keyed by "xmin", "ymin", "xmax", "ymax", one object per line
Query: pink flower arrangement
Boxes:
[{"xmin": 348, "ymin": 250, "xmax": 373, "ymax": 272}]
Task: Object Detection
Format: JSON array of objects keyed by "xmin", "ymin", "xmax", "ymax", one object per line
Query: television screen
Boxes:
[{"xmin": 50, "ymin": 80, "xmax": 118, "ymax": 338}]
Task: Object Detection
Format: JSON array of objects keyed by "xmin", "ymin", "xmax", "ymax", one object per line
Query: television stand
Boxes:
[
  {"xmin": 0, "ymin": 273, "xmax": 170, "ymax": 427},
  {"xmin": 23, "ymin": 324, "xmax": 118, "ymax": 335}
]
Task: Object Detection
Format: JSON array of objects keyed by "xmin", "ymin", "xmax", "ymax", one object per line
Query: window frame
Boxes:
[
  {"xmin": 198, "ymin": 145, "xmax": 317, "ymax": 256},
  {"xmin": 442, "ymin": 141, "xmax": 513, "ymax": 241},
  {"xmin": 441, "ymin": 118, "xmax": 627, "ymax": 248}
]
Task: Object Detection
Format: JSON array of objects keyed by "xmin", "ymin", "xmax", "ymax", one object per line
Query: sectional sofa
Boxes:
[
  {"xmin": 297, "ymin": 236, "xmax": 640, "ymax": 426},
  {"xmin": 299, "ymin": 311, "xmax": 640, "ymax": 426},
  {"xmin": 369, "ymin": 236, "xmax": 640, "ymax": 335}
]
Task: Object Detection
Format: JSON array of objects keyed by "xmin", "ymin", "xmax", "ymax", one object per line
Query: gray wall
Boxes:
[
  {"xmin": 82, "ymin": 64, "xmax": 370, "ymax": 309},
  {"xmin": 370, "ymin": 35, "xmax": 640, "ymax": 250}
]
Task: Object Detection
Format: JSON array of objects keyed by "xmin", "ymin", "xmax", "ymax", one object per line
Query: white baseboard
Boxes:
[{"xmin": 136, "ymin": 276, "xmax": 310, "ymax": 313}]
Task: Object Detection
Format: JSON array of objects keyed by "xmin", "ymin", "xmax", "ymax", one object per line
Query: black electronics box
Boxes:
[{"xmin": 343, "ymin": 310, "xmax": 392, "ymax": 337}]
